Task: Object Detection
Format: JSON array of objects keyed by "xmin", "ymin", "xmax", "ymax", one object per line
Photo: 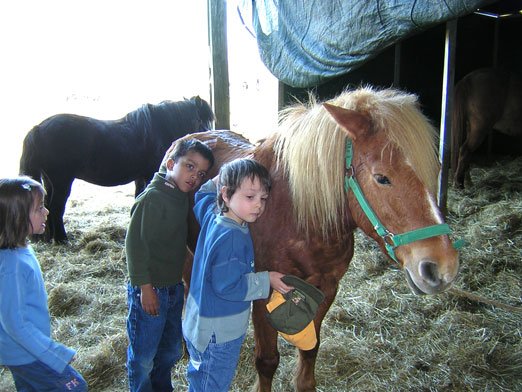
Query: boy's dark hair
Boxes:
[
  {"xmin": 0, "ymin": 176, "xmax": 45, "ymax": 249},
  {"xmin": 217, "ymin": 158, "xmax": 271, "ymax": 214},
  {"xmin": 167, "ymin": 139, "xmax": 215, "ymax": 169}
]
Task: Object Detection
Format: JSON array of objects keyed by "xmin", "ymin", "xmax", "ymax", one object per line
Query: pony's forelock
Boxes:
[{"xmin": 331, "ymin": 88, "xmax": 439, "ymax": 192}]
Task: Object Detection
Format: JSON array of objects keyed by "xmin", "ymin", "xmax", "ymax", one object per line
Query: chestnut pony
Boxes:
[{"xmin": 179, "ymin": 87, "xmax": 460, "ymax": 391}]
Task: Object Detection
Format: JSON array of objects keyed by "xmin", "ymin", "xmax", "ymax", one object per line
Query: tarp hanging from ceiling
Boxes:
[{"xmin": 242, "ymin": 0, "xmax": 494, "ymax": 88}]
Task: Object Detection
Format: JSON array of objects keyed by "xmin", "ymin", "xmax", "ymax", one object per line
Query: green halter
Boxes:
[{"xmin": 344, "ymin": 140, "xmax": 463, "ymax": 263}]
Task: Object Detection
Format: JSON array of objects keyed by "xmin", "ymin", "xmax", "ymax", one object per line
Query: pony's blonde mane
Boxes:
[{"xmin": 274, "ymin": 86, "xmax": 440, "ymax": 240}]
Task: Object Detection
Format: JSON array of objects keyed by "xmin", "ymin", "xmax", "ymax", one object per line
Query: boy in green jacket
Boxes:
[{"xmin": 125, "ymin": 139, "xmax": 214, "ymax": 392}]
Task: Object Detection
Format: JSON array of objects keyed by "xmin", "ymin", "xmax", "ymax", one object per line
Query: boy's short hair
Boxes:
[
  {"xmin": 0, "ymin": 176, "xmax": 45, "ymax": 249},
  {"xmin": 168, "ymin": 139, "xmax": 214, "ymax": 168},
  {"xmin": 160, "ymin": 139, "xmax": 214, "ymax": 173},
  {"xmin": 217, "ymin": 158, "xmax": 271, "ymax": 213}
]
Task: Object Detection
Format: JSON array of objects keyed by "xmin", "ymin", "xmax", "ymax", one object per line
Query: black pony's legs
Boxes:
[
  {"xmin": 134, "ymin": 173, "xmax": 153, "ymax": 197},
  {"xmin": 46, "ymin": 175, "xmax": 74, "ymax": 243},
  {"xmin": 134, "ymin": 179, "xmax": 147, "ymax": 197}
]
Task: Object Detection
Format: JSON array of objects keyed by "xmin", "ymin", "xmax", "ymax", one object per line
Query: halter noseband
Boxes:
[{"xmin": 344, "ymin": 140, "xmax": 463, "ymax": 263}]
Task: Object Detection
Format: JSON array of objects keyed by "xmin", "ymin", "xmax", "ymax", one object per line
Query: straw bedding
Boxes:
[{"xmin": 1, "ymin": 158, "xmax": 520, "ymax": 391}]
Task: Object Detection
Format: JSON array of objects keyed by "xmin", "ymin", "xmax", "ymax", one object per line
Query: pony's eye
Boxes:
[{"xmin": 374, "ymin": 174, "xmax": 391, "ymax": 185}]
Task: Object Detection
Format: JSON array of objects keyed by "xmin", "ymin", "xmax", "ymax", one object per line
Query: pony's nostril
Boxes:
[{"xmin": 418, "ymin": 260, "xmax": 440, "ymax": 287}]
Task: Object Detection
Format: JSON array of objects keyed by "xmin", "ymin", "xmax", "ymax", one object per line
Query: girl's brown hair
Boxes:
[{"xmin": 0, "ymin": 176, "xmax": 45, "ymax": 249}]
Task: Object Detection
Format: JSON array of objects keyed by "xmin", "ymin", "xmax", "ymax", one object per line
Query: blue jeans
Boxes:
[
  {"xmin": 185, "ymin": 334, "xmax": 245, "ymax": 392},
  {"xmin": 8, "ymin": 360, "xmax": 87, "ymax": 391},
  {"xmin": 126, "ymin": 283, "xmax": 184, "ymax": 392}
]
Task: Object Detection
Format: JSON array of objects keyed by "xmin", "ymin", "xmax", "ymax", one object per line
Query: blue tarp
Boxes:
[{"xmin": 243, "ymin": 0, "xmax": 493, "ymax": 87}]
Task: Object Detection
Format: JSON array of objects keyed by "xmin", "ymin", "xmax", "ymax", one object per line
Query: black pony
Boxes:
[{"xmin": 19, "ymin": 96, "xmax": 214, "ymax": 243}]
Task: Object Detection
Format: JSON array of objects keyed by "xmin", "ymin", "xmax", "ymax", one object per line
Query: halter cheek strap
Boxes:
[{"xmin": 344, "ymin": 140, "xmax": 464, "ymax": 263}]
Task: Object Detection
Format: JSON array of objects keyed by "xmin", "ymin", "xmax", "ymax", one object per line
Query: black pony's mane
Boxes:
[
  {"xmin": 124, "ymin": 104, "xmax": 153, "ymax": 134},
  {"xmin": 122, "ymin": 96, "xmax": 214, "ymax": 134},
  {"xmin": 153, "ymin": 97, "xmax": 214, "ymax": 131}
]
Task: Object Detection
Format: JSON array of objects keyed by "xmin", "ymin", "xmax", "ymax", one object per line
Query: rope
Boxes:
[{"xmin": 449, "ymin": 287, "xmax": 522, "ymax": 314}]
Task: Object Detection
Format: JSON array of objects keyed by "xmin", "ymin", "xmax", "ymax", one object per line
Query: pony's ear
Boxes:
[
  {"xmin": 323, "ymin": 103, "xmax": 370, "ymax": 141},
  {"xmin": 187, "ymin": 96, "xmax": 202, "ymax": 106}
]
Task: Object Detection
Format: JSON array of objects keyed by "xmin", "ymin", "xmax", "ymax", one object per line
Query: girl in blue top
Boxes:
[
  {"xmin": 183, "ymin": 158, "xmax": 292, "ymax": 392},
  {"xmin": 0, "ymin": 176, "xmax": 87, "ymax": 391}
]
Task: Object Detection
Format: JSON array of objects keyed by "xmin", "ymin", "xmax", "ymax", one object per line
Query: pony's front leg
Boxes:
[
  {"xmin": 295, "ymin": 288, "xmax": 336, "ymax": 392},
  {"xmin": 295, "ymin": 345, "xmax": 319, "ymax": 391},
  {"xmin": 251, "ymin": 300, "xmax": 279, "ymax": 392}
]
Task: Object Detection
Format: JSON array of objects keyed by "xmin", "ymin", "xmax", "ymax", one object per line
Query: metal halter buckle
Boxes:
[{"xmin": 345, "ymin": 165, "xmax": 355, "ymax": 178}]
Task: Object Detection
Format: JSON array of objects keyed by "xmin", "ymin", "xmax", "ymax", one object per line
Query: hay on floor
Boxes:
[{"xmin": 1, "ymin": 158, "xmax": 521, "ymax": 391}]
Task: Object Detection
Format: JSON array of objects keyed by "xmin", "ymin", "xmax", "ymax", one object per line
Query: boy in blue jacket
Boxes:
[{"xmin": 183, "ymin": 158, "xmax": 291, "ymax": 392}]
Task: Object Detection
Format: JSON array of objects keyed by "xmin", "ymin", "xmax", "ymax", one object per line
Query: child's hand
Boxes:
[
  {"xmin": 140, "ymin": 284, "xmax": 160, "ymax": 316},
  {"xmin": 268, "ymin": 271, "xmax": 293, "ymax": 294}
]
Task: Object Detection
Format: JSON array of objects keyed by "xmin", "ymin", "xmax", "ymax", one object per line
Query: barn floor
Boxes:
[{"xmin": 0, "ymin": 158, "xmax": 521, "ymax": 392}]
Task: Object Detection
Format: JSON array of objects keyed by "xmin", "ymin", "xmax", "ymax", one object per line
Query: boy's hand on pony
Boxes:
[
  {"xmin": 269, "ymin": 271, "xmax": 293, "ymax": 295},
  {"xmin": 140, "ymin": 284, "xmax": 160, "ymax": 316}
]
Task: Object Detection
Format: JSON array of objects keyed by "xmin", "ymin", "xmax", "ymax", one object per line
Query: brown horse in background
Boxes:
[
  {"xmin": 451, "ymin": 68, "xmax": 522, "ymax": 188},
  {"xmin": 179, "ymin": 87, "xmax": 460, "ymax": 391}
]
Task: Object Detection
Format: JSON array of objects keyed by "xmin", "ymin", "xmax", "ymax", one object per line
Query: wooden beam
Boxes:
[
  {"xmin": 208, "ymin": 0, "xmax": 230, "ymax": 129},
  {"xmin": 437, "ymin": 19, "xmax": 457, "ymax": 216}
]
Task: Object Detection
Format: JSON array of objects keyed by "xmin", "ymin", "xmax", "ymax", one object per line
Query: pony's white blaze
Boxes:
[
  {"xmin": 395, "ymin": 168, "xmax": 458, "ymax": 296},
  {"xmin": 426, "ymin": 190, "xmax": 444, "ymax": 223},
  {"xmin": 404, "ymin": 156, "xmax": 441, "ymax": 224},
  {"xmin": 402, "ymin": 188, "xmax": 459, "ymax": 295}
]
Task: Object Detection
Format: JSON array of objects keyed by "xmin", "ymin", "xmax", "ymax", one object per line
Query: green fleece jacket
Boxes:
[{"xmin": 125, "ymin": 172, "xmax": 188, "ymax": 286}]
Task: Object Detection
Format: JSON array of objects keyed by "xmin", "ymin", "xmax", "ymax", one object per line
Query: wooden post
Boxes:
[
  {"xmin": 208, "ymin": 0, "xmax": 230, "ymax": 129},
  {"xmin": 438, "ymin": 19, "xmax": 457, "ymax": 216}
]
